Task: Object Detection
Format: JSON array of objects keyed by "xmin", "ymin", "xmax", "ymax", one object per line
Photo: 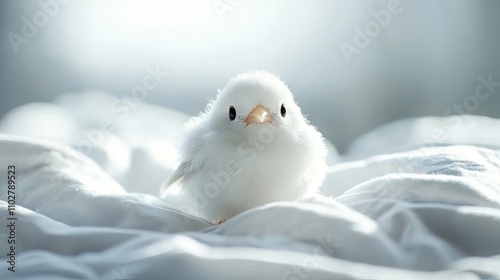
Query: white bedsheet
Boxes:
[{"xmin": 1, "ymin": 95, "xmax": 500, "ymax": 279}]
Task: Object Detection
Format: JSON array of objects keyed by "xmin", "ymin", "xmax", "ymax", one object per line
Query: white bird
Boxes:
[{"xmin": 161, "ymin": 71, "xmax": 327, "ymax": 224}]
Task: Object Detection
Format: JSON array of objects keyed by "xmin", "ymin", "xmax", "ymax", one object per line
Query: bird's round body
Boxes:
[{"xmin": 161, "ymin": 71, "xmax": 327, "ymax": 224}]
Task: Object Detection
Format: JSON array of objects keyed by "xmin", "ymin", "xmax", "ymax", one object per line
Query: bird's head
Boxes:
[{"xmin": 205, "ymin": 71, "xmax": 306, "ymax": 137}]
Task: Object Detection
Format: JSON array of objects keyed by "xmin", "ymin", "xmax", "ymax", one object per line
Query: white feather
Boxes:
[{"xmin": 161, "ymin": 71, "xmax": 327, "ymax": 224}]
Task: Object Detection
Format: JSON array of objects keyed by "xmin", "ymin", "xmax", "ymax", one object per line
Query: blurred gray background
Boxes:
[{"xmin": 1, "ymin": 0, "xmax": 499, "ymax": 153}]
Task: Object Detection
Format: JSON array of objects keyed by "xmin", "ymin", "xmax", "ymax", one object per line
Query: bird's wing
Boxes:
[
  {"xmin": 160, "ymin": 116, "xmax": 216, "ymax": 198},
  {"xmin": 160, "ymin": 128, "xmax": 207, "ymax": 197},
  {"xmin": 160, "ymin": 160, "xmax": 193, "ymax": 194}
]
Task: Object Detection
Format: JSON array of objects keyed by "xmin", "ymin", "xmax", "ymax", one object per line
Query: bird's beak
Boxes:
[{"xmin": 244, "ymin": 104, "xmax": 274, "ymax": 126}]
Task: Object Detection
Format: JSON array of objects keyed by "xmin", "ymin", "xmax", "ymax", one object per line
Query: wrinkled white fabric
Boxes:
[{"xmin": 0, "ymin": 95, "xmax": 499, "ymax": 279}]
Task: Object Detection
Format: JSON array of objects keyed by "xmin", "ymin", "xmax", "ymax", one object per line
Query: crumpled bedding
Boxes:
[{"xmin": 0, "ymin": 93, "xmax": 499, "ymax": 279}]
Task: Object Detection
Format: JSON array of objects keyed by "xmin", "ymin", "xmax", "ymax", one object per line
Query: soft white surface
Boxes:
[{"xmin": 1, "ymin": 96, "xmax": 500, "ymax": 279}]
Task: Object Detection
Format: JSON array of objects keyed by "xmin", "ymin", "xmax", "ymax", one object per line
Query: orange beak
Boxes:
[{"xmin": 244, "ymin": 104, "xmax": 274, "ymax": 126}]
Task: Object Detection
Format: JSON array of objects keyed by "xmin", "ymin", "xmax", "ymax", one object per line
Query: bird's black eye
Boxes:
[
  {"xmin": 280, "ymin": 104, "xmax": 286, "ymax": 117},
  {"xmin": 229, "ymin": 106, "xmax": 236, "ymax": 121}
]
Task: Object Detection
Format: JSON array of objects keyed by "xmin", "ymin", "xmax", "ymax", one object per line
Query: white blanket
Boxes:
[{"xmin": 0, "ymin": 94, "xmax": 499, "ymax": 279}]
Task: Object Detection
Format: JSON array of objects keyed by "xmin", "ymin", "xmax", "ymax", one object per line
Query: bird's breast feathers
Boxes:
[{"xmin": 194, "ymin": 125, "xmax": 323, "ymax": 198}]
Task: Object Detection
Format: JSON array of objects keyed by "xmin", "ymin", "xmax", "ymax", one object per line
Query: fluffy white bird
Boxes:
[{"xmin": 161, "ymin": 71, "xmax": 327, "ymax": 224}]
